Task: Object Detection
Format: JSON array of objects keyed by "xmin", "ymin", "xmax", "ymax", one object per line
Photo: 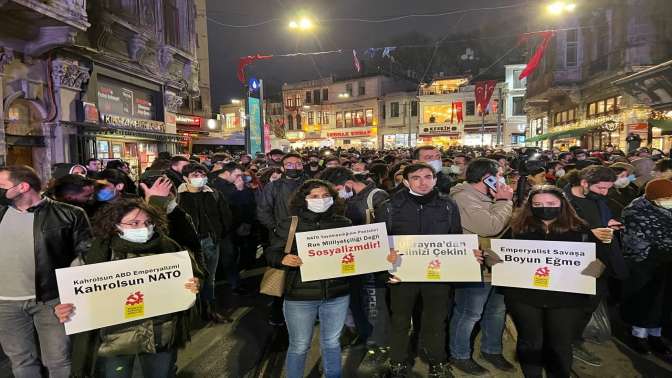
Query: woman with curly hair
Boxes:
[
  {"xmin": 264, "ymin": 179, "xmax": 352, "ymax": 378},
  {"xmin": 54, "ymin": 199, "xmax": 202, "ymax": 378}
]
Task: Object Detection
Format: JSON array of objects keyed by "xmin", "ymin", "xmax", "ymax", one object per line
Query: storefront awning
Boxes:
[
  {"xmin": 651, "ymin": 119, "xmax": 672, "ymax": 131},
  {"xmin": 62, "ymin": 121, "xmax": 187, "ymax": 143},
  {"xmin": 527, "ymin": 126, "xmax": 600, "ymax": 142}
]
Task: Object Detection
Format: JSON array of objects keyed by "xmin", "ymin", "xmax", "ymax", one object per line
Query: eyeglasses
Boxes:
[
  {"xmin": 119, "ymin": 220, "xmax": 154, "ymax": 228},
  {"xmin": 285, "ymin": 163, "xmax": 303, "ymax": 169}
]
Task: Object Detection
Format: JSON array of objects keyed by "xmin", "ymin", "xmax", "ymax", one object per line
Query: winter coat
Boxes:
[
  {"xmin": 435, "ymin": 171, "xmax": 455, "ymax": 194},
  {"xmin": 70, "ymin": 234, "xmax": 203, "ymax": 377},
  {"xmin": 621, "ymin": 196, "xmax": 672, "ymax": 327},
  {"xmin": 449, "ymin": 182, "xmax": 512, "ymax": 239},
  {"xmin": 177, "ymin": 184, "xmax": 233, "ymax": 242},
  {"xmin": 265, "ymin": 208, "xmax": 352, "ymax": 301},
  {"xmin": 345, "ymin": 182, "xmax": 389, "ymax": 226},
  {"xmin": 606, "ymin": 183, "xmax": 639, "ymax": 221},
  {"xmin": 501, "ymin": 228, "xmax": 595, "ymax": 308},
  {"xmin": 256, "ymin": 176, "xmax": 305, "ymax": 235},
  {"xmin": 0, "ymin": 198, "xmax": 91, "ymax": 301}
]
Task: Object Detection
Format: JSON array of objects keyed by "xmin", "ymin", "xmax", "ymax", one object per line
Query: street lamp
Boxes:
[
  {"xmin": 338, "ymin": 93, "xmax": 350, "ymax": 99},
  {"xmin": 288, "ymin": 17, "xmax": 314, "ymax": 31},
  {"xmin": 547, "ymin": 1, "xmax": 577, "ymax": 15}
]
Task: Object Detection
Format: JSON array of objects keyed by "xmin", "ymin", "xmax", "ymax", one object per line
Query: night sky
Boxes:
[{"xmin": 206, "ymin": 0, "xmax": 529, "ymax": 108}]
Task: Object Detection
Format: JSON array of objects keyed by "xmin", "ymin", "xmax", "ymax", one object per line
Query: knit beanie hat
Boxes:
[
  {"xmin": 645, "ymin": 179, "xmax": 672, "ymax": 201},
  {"xmin": 610, "ymin": 162, "xmax": 635, "ymax": 175}
]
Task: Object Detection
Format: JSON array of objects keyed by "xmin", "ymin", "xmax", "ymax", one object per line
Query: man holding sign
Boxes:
[
  {"xmin": 376, "ymin": 162, "xmax": 483, "ymax": 378},
  {"xmin": 492, "ymin": 186, "xmax": 600, "ymax": 378}
]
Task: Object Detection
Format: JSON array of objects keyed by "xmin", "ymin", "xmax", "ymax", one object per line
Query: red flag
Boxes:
[
  {"xmin": 353, "ymin": 50, "xmax": 361, "ymax": 72},
  {"xmin": 450, "ymin": 102, "xmax": 455, "ymax": 124},
  {"xmin": 474, "ymin": 80, "xmax": 497, "ymax": 115},
  {"xmin": 237, "ymin": 54, "xmax": 273, "ymax": 83},
  {"xmin": 519, "ymin": 31, "xmax": 555, "ymax": 80},
  {"xmin": 455, "ymin": 101, "xmax": 463, "ymax": 123}
]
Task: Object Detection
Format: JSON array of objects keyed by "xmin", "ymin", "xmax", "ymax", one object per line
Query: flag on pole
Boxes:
[
  {"xmin": 353, "ymin": 50, "xmax": 361, "ymax": 72},
  {"xmin": 519, "ymin": 31, "xmax": 555, "ymax": 80},
  {"xmin": 237, "ymin": 54, "xmax": 273, "ymax": 83},
  {"xmin": 474, "ymin": 81, "xmax": 497, "ymax": 115}
]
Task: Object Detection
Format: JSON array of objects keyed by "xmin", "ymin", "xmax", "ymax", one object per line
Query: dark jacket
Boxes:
[
  {"xmin": 212, "ymin": 177, "xmax": 257, "ymax": 226},
  {"xmin": 257, "ymin": 176, "xmax": 305, "ymax": 234},
  {"xmin": 435, "ymin": 172, "xmax": 455, "ymax": 194},
  {"xmin": 0, "ymin": 198, "xmax": 91, "ymax": 301},
  {"xmin": 345, "ymin": 182, "xmax": 389, "ymax": 226},
  {"xmin": 501, "ymin": 229, "xmax": 595, "ymax": 308},
  {"xmin": 265, "ymin": 208, "xmax": 352, "ymax": 301},
  {"xmin": 177, "ymin": 184, "xmax": 233, "ymax": 242},
  {"xmin": 376, "ymin": 188, "xmax": 463, "ymax": 236},
  {"xmin": 606, "ymin": 183, "xmax": 639, "ymax": 221},
  {"xmin": 165, "ymin": 168, "xmax": 185, "ymax": 189}
]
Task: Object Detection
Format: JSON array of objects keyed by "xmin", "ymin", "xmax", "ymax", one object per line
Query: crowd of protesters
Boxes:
[{"xmin": 0, "ymin": 140, "xmax": 671, "ymax": 378}]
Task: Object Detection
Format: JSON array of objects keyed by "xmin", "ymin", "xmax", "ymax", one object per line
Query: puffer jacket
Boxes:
[
  {"xmin": 0, "ymin": 198, "xmax": 91, "ymax": 301},
  {"xmin": 375, "ymin": 188, "xmax": 462, "ymax": 236},
  {"xmin": 265, "ymin": 208, "xmax": 352, "ymax": 301},
  {"xmin": 257, "ymin": 176, "xmax": 306, "ymax": 234}
]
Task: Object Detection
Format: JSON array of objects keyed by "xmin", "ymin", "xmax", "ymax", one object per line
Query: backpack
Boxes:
[{"xmin": 365, "ymin": 188, "xmax": 386, "ymax": 224}]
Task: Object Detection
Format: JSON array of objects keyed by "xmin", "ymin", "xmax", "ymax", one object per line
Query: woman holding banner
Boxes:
[
  {"xmin": 54, "ymin": 199, "xmax": 202, "ymax": 378},
  {"xmin": 264, "ymin": 179, "xmax": 352, "ymax": 378},
  {"xmin": 504, "ymin": 185, "xmax": 600, "ymax": 378}
]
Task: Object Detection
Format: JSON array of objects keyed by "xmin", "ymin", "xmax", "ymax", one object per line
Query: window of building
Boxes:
[
  {"xmin": 566, "ymin": 29, "xmax": 578, "ymax": 67},
  {"xmin": 512, "ymin": 97, "xmax": 525, "ymax": 116},
  {"xmin": 466, "ymin": 101, "xmax": 475, "ymax": 116},
  {"xmin": 382, "ymin": 104, "xmax": 386, "ymax": 119},
  {"xmin": 296, "ymin": 113, "xmax": 302, "ymax": 128},
  {"xmin": 286, "ymin": 97, "xmax": 294, "ymax": 107},
  {"xmin": 323, "ymin": 111, "xmax": 330, "ymax": 125},
  {"xmin": 365, "ymin": 109, "xmax": 373, "ymax": 125},
  {"xmin": 391, "ymin": 102, "xmax": 400, "ymax": 118},
  {"xmin": 336, "ymin": 112, "xmax": 343, "ymax": 127},
  {"xmin": 322, "ymin": 88, "xmax": 329, "ymax": 102},
  {"xmin": 344, "ymin": 111, "xmax": 353, "ymax": 127},
  {"xmin": 345, "ymin": 83, "xmax": 353, "ymax": 97},
  {"xmin": 295, "ymin": 95, "xmax": 302, "ymax": 107},
  {"xmin": 308, "ymin": 111, "xmax": 314, "ymax": 125},
  {"xmin": 411, "ymin": 101, "xmax": 418, "ymax": 117},
  {"xmin": 553, "ymin": 108, "xmax": 578, "ymax": 126},
  {"xmin": 355, "ymin": 110, "xmax": 365, "ymax": 126},
  {"xmin": 287, "ymin": 115, "xmax": 294, "ymax": 130},
  {"xmin": 586, "ymin": 96, "xmax": 621, "ymax": 118},
  {"xmin": 358, "ymin": 81, "xmax": 366, "ymax": 96},
  {"xmin": 305, "ymin": 91, "xmax": 312, "ymax": 104},
  {"xmin": 313, "ymin": 89, "xmax": 321, "ymax": 104},
  {"xmin": 512, "ymin": 70, "xmax": 525, "ymax": 89},
  {"xmin": 164, "ymin": 0, "xmax": 179, "ymax": 48}
]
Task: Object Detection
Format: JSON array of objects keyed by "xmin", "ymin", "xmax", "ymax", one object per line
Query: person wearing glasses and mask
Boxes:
[
  {"xmin": 55, "ymin": 199, "xmax": 201, "ymax": 378},
  {"xmin": 265, "ymin": 179, "xmax": 352, "ymax": 378},
  {"xmin": 177, "ymin": 163, "xmax": 233, "ymax": 323}
]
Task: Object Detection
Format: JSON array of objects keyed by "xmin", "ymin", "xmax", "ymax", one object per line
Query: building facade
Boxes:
[
  {"xmin": 379, "ymin": 91, "xmax": 419, "ymax": 149},
  {"xmin": 1, "ymin": 0, "xmax": 204, "ymax": 180},
  {"xmin": 524, "ymin": 0, "xmax": 672, "ymax": 151}
]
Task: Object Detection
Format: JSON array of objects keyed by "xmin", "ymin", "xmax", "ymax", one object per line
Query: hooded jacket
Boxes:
[{"xmin": 449, "ymin": 182, "xmax": 512, "ymax": 238}]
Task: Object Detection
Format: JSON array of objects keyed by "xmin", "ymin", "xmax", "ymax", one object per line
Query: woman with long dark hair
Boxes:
[
  {"xmin": 265, "ymin": 179, "xmax": 352, "ymax": 378},
  {"xmin": 55, "ymin": 199, "xmax": 202, "ymax": 378},
  {"xmin": 504, "ymin": 185, "xmax": 599, "ymax": 378}
]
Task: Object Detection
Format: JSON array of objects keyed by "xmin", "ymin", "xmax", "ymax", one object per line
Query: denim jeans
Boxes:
[
  {"xmin": 449, "ymin": 283, "xmax": 506, "ymax": 359},
  {"xmin": 219, "ymin": 236, "xmax": 240, "ymax": 289},
  {"xmin": 284, "ymin": 295, "xmax": 350, "ymax": 378},
  {"xmin": 199, "ymin": 237, "xmax": 219, "ymax": 302},
  {"xmin": 97, "ymin": 349, "xmax": 177, "ymax": 378},
  {"xmin": 0, "ymin": 298, "xmax": 71, "ymax": 378}
]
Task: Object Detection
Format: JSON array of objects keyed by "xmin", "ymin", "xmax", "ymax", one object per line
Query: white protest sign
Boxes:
[
  {"xmin": 56, "ymin": 251, "xmax": 195, "ymax": 335},
  {"xmin": 389, "ymin": 234, "xmax": 481, "ymax": 282},
  {"xmin": 296, "ymin": 223, "xmax": 390, "ymax": 281},
  {"xmin": 491, "ymin": 239, "xmax": 596, "ymax": 295}
]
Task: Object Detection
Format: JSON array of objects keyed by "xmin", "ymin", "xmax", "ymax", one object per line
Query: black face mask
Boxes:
[
  {"xmin": 285, "ymin": 169, "xmax": 302, "ymax": 179},
  {"xmin": 0, "ymin": 184, "xmax": 21, "ymax": 207},
  {"xmin": 531, "ymin": 206, "xmax": 561, "ymax": 221}
]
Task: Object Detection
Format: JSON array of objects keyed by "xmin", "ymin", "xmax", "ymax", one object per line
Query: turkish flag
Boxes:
[
  {"xmin": 519, "ymin": 31, "xmax": 555, "ymax": 80},
  {"xmin": 455, "ymin": 101, "xmax": 463, "ymax": 123},
  {"xmin": 237, "ymin": 54, "xmax": 273, "ymax": 83},
  {"xmin": 474, "ymin": 80, "xmax": 497, "ymax": 115}
]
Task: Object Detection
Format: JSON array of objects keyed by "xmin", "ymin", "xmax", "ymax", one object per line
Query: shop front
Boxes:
[
  {"xmin": 462, "ymin": 124, "xmax": 498, "ymax": 147},
  {"xmin": 325, "ymin": 127, "xmax": 377, "ymax": 149},
  {"xmin": 175, "ymin": 114, "xmax": 203, "ymax": 154},
  {"xmin": 382, "ymin": 133, "xmax": 417, "ymax": 149},
  {"xmin": 418, "ymin": 123, "xmax": 461, "ymax": 148}
]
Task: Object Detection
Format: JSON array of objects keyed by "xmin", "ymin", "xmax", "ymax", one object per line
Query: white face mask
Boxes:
[
  {"xmin": 189, "ymin": 177, "xmax": 208, "ymax": 188},
  {"xmin": 448, "ymin": 165, "xmax": 462, "ymax": 175},
  {"xmin": 426, "ymin": 160, "xmax": 443, "ymax": 174},
  {"xmin": 338, "ymin": 187, "xmax": 354, "ymax": 200},
  {"xmin": 498, "ymin": 176, "xmax": 507, "ymax": 185},
  {"xmin": 614, "ymin": 177, "xmax": 630, "ymax": 189},
  {"xmin": 655, "ymin": 199, "xmax": 672, "ymax": 209},
  {"xmin": 306, "ymin": 197, "xmax": 334, "ymax": 213},
  {"xmin": 118, "ymin": 225, "xmax": 154, "ymax": 244},
  {"xmin": 555, "ymin": 169, "xmax": 566, "ymax": 177},
  {"xmin": 166, "ymin": 199, "xmax": 178, "ymax": 214}
]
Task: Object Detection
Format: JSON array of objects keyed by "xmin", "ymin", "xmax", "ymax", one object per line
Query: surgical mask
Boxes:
[
  {"xmin": 426, "ymin": 160, "xmax": 443, "ymax": 174},
  {"xmin": 166, "ymin": 199, "xmax": 178, "ymax": 214},
  {"xmin": 96, "ymin": 188, "xmax": 116, "ymax": 202},
  {"xmin": 628, "ymin": 174, "xmax": 636, "ymax": 182},
  {"xmin": 306, "ymin": 197, "xmax": 334, "ymax": 213},
  {"xmin": 285, "ymin": 169, "xmax": 302, "ymax": 179},
  {"xmin": 614, "ymin": 177, "xmax": 630, "ymax": 189},
  {"xmin": 441, "ymin": 166, "xmax": 452, "ymax": 175},
  {"xmin": 655, "ymin": 199, "xmax": 672, "ymax": 209},
  {"xmin": 448, "ymin": 165, "xmax": 462, "ymax": 175},
  {"xmin": 118, "ymin": 225, "xmax": 154, "ymax": 243},
  {"xmin": 189, "ymin": 177, "xmax": 207, "ymax": 188},
  {"xmin": 555, "ymin": 169, "xmax": 566, "ymax": 178},
  {"xmin": 531, "ymin": 206, "xmax": 561, "ymax": 221},
  {"xmin": 338, "ymin": 187, "xmax": 354, "ymax": 200}
]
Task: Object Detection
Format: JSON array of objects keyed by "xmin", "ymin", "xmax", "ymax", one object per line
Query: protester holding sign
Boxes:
[
  {"xmin": 264, "ymin": 179, "xmax": 352, "ymax": 378},
  {"xmin": 55, "ymin": 199, "xmax": 202, "ymax": 378},
  {"xmin": 378, "ymin": 162, "xmax": 482, "ymax": 378},
  {"xmin": 503, "ymin": 186, "xmax": 599, "ymax": 378}
]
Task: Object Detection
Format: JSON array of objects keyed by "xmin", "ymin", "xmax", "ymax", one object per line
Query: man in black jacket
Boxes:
[
  {"xmin": 0, "ymin": 165, "xmax": 91, "ymax": 378},
  {"xmin": 165, "ymin": 155, "xmax": 190, "ymax": 188},
  {"xmin": 414, "ymin": 146, "xmax": 454, "ymax": 193},
  {"xmin": 377, "ymin": 163, "xmax": 477, "ymax": 378},
  {"xmin": 178, "ymin": 163, "xmax": 233, "ymax": 322}
]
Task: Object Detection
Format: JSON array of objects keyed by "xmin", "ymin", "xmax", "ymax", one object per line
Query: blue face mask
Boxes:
[
  {"xmin": 96, "ymin": 188, "xmax": 116, "ymax": 202},
  {"xmin": 627, "ymin": 174, "xmax": 636, "ymax": 182}
]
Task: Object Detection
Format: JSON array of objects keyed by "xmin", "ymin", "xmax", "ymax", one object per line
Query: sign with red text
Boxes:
[
  {"xmin": 296, "ymin": 223, "xmax": 390, "ymax": 281},
  {"xmin": 490, "ymin": 239, "xmax": 596, "ymax": 294},
  {"xmin": 388, "ymin": 234, "xmax": 481, "ymax": 282},
  {"xmin": 55, "ymin": 251, "xmax": 195, "ymax": 335}
]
